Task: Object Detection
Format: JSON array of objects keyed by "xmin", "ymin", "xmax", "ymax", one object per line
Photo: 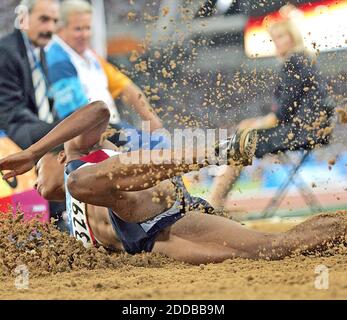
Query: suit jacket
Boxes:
[{"xmin": 0, "ymin": 29, "xmax": 55, "ymax": 147}]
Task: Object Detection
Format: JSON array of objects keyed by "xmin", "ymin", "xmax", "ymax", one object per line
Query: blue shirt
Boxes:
[{"xmin": 46, "ymin": 37, "xmax": 89, "ymax": 119}]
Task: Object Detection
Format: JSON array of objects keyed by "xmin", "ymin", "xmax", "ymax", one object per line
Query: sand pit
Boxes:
[{"xmin": 1, "ymin": 212, "xmax": 347, "ymax": 300}]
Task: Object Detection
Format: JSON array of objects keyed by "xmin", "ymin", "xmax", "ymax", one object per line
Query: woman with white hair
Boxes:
[{"xmin": 208, "ymin": 8, "xmax": 335, "ymax": 209}]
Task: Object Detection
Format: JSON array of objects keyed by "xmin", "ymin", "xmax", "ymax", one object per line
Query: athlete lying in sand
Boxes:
[{"xmin": 1, "ymin": 101, "xmax": 346, "ymax": 264}]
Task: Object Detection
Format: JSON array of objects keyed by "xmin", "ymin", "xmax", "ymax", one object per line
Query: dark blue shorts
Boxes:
[{"xmin": 108, "ymin": 176, "xmax": 213, "ymax": 254}]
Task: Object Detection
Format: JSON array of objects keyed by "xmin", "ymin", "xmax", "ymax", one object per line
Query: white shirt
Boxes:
[{"xmin": 52, "ymin": 36, "xmax": 120, "ymax": 124}]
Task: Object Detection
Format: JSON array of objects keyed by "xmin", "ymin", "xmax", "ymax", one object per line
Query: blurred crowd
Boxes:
[
  {"xmin": 0, "ymin": 0, "xmax": 345, "ymax": 221},
  {"xmin": 0, "ymin": 0, "xmax": 169, "ymax": 222}
]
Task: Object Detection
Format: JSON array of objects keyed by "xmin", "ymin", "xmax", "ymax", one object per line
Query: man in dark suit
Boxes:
[{"xmin": 0, "ymin": 0, "xmax": 60, "ymax": 149}]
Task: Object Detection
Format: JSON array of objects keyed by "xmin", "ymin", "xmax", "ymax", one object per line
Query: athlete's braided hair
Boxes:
[{"xmin": 48, "ymin": 144, "xmax": 65, "ymax": 155}]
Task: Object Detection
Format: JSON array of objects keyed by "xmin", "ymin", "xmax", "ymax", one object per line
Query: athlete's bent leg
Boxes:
[{"xmin": 67, "ymin": 129, "xmax": 258, "ymax": 208}]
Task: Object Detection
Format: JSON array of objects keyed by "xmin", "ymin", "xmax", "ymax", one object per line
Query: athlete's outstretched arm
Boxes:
[{"xmin": 0, "ymin": 101, "xmax": 110, "ymax": 179}]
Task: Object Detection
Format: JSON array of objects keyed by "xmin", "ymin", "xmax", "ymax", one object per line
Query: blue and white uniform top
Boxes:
[{"xmin": 64, "ymin": 149, "xmax": 121, "ymax": 248}]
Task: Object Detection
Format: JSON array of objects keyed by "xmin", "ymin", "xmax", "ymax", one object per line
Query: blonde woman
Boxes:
[{"xmin": 208, "ymin": 10, "xmax": 334, "ymax": 209}]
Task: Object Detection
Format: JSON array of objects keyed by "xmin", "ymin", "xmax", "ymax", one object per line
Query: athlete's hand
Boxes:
[{"xmin": 0, "ymin": 149, "xmax": 36, "ymax": 180}]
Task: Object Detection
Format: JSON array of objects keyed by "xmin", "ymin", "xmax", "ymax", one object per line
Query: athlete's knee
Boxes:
[{"xmin": 67, "ymin": 171, "xmax": 90, "ymax": 201}]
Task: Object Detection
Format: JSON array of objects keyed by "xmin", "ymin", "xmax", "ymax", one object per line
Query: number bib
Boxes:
[
  {"xmin": 64, "ymin": 149, "xmax": 122, "ymax": 247},
  {"xmin": 64, "ymin": 163, "xmax": 95, "ymax": 248}
]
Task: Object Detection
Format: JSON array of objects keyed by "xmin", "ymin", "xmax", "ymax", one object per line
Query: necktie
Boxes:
[{"xmin": 31, "ymin": 49, "xmax": 53, "ymax": 123}]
